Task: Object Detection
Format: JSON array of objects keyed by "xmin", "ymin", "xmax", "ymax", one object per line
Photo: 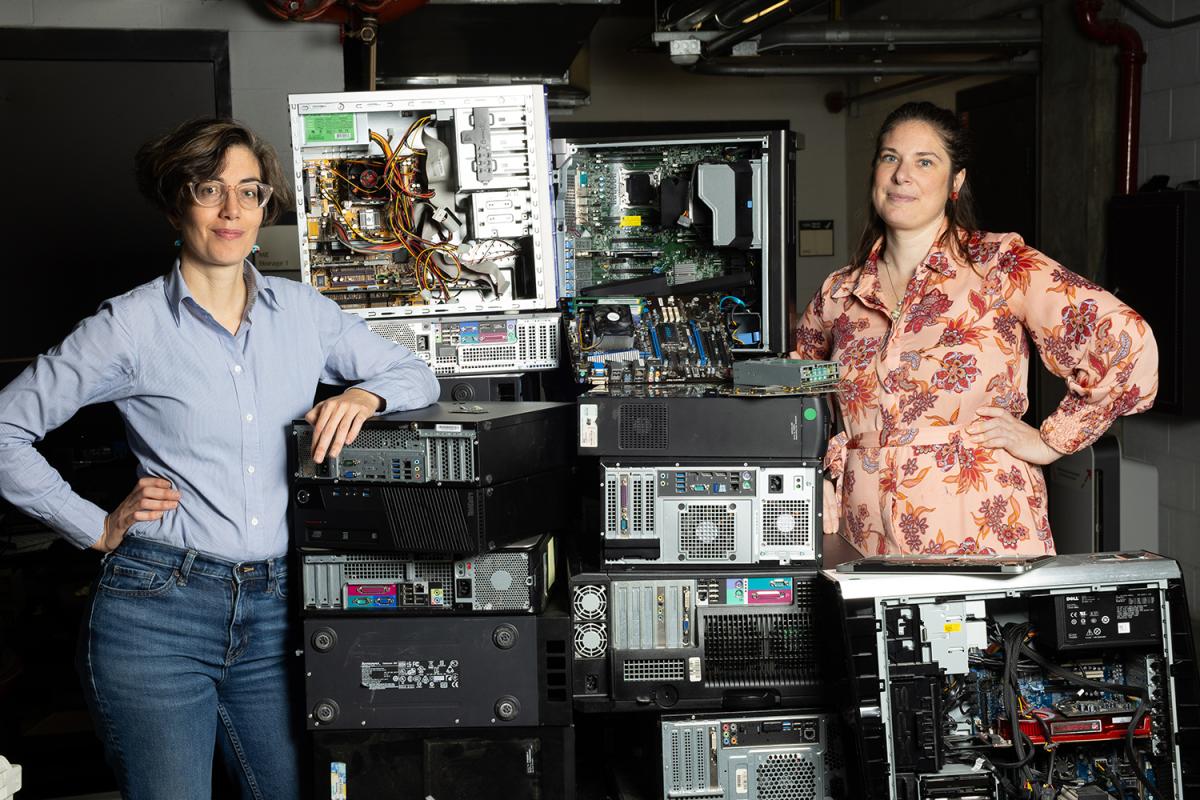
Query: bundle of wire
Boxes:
[
  {"xmin": 982, "ymin": 622, "xmax": 1160, "ymax": 799},
  {"xmin": 317, "ymin": 117, "xmax": 467, "ymax": 301}
]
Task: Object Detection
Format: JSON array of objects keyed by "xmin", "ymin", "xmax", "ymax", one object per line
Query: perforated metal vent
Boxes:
[
  {"xmin": 426, "ymin": 436, "xmax": 475, "ymax": 482},
  {"xmin": 754, "ymin": 752, "xmax": 818, "ymax": 800},
  {"xmin": 677, "ymin": 504, "xmax": 738, "ymax": 560},
  {"xmin": 762, "ymin": 499, "xmax": 813, "ymax": 548},
  {"xmin": 517, "ymin": 318, "xmax": 559, "ymax": 364},
  {"xmin": 574, "ymin": 622, "xmax": 607, "ymax": 658},
  {"xmin": 823, "ymin": 723, "xmax": 843, "ymax": 774},
  {"xmin": 473, "ymin": 553, "xmax": 530, "ymax": 609},
  {"xmin": 462, "ymin": 343, "xmax": 520, "ymax": 366},
  {"xmin": 605, "ymin": 477, "xmax": 620, "ymax": 534},
  {"xmin": 342, "ymin": 555, "xmax": 411, "ymax": 581},
  {"xmin": 572, "ymin": 585, "xmax": 607, "ymax": 620},
  {"xmin": 296, "ymin": 429, "xmax": 315, "ymax": 476},
  {"xmin": 703, "ymin": 610, "xmax": 818, "ymax": 687},
  {"xmin": 667, "ymin": 725, "xmax": 717, "ymax": 795},
  {"xmin": 366, "ymin": 319, "xmax": 420, "ymax": 351},
  {"xmin": 618, "ymin": 403, "xmax": 668, "ymax": 450},
  {"xmin": 347, "ymin": 428, "xmax": 421, "ymax": 450},
  {"xmin": 622, "ymin": 659, "xmax": 685, "ymax": 682}
]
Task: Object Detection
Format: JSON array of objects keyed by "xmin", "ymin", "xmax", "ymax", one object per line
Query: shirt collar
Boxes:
[
  {"xmin": 831, "ymin": 234, "xmax": 960, "ymax": 301},
  {"xmin": 164, "ymin": 259, "xmax": 284, "ymax": 326}
]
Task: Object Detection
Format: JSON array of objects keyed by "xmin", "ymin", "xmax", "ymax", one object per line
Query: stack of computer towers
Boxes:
[
  {"xmin": 566, "ymin": 372, "xmax": 846, "ymax": 798},
  {"xmin": 288, "ymin": 402, "xmax": 576, "ymax": 799}
]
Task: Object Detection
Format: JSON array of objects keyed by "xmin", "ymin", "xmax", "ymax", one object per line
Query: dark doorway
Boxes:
[
  {"xmin": 957, "ymin": 75, "xmax": 1039, "ymax": 247},
  {"xmin": 0, "ymin": 28, "xmax": 231, "ymax": 799}
]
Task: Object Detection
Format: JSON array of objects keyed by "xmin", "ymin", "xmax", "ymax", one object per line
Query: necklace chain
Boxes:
[{"xmin": 879, "ymin": 257, "xmax": 906, "ymax": 322}]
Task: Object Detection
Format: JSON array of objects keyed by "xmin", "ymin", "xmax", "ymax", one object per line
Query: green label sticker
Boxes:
[
  {"xmin": 304, "ymin": 113, "xmax": 357, "ymax": 144},
  {"xmin": 803, "ymin": 407, "xmax": 817, "ymax": 421}
]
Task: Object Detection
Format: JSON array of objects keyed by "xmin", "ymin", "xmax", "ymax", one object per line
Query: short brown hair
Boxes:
[{"xmin": 135, "ymin": 118, "xmax": 294, "ymax": 225}]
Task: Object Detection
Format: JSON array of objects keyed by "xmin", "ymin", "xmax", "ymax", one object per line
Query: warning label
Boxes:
[{"xmin": 360, "ymin": 659, "xmax": 460, "ymax": 690}]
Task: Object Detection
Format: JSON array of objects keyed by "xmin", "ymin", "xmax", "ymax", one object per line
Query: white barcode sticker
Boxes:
[{"xmin": 1118, "ymin": 622, "xmax": 1131, "ymax": 634}]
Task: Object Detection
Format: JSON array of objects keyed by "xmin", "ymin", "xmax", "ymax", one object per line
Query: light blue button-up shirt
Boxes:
[{"xmin": 0, "ymin": 261, "xmax": 439, "ymax": 561}]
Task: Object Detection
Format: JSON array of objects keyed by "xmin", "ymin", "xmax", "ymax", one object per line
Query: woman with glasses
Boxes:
[{"xmin": 0, "ymin": 118, "xmax": 439, "ymax": 798}]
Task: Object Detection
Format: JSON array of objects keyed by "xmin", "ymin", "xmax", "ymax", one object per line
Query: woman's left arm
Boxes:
[
  {"xmin": 975, "ymin": 235, "xmax": 1158, "ymax": 460},
  {"xmin": 305, "ymin": 288, "xmax": 440, "ymax": 461}
]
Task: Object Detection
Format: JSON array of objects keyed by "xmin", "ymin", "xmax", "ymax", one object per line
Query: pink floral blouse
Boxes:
[{"xmin": 795, "ymin": 231, "xmax": 1158, "ymax": 557}]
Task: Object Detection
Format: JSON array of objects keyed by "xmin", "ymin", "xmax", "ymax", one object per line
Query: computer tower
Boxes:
[
  {"xmin": 290, "ymin": 401, "xmax": 572, "ymax": 487},
  {"xmin": 553, "ymin": 128, "xmax": 795, "ymax": 354},
  {"xmin": 826, "ymin": 553, "xmax": 1200, "ymax": 799},
  {"xmin": 601, "ymin": 461, "xmax": 821, "ymax": 565},
  {"xmin": 290, "ymin": 469, "xmax": 568, "ymax": 555},
  {"xmin": 301, "ymin": 533, "xmax": 556, "ymax": 614},
  {"xmin": 578, "ymin": 386, "xmax": 829, "ymax": 460},
  {"xmin": 660, "ymin": 711, "xmax": 845, "ymax": 800},
  {"xmin": 304, "ymin": 608, "xmax": 571, "ymax": 730},
  {"xmin": 570, "ymin": 569, "xmax": 824, "ymax": 712},
  {"xmin": 311, "ymin": 726, "xmax": 574, "ymax": 800},
  {"xmin": 289, "ymin": 86, "xmax": 557, "ymax": 320}
]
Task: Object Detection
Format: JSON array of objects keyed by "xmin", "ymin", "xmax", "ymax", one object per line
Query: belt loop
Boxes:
[{"xmin": 178, "ymin": 549, "xmax": 198, "ymax": 586}]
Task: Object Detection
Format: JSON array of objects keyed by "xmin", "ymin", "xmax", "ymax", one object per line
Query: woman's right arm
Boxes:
[{"xmin": 0, "ymin": 302, "xmax": 140, "ymax": 549}]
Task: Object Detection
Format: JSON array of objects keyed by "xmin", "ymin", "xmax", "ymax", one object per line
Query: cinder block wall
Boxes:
[
  {"xmin": 1121, "ymin": 1, "xmax": 1200, "ymax": 624},
  {"xmin": 1136, "ymin": 1, "xmax": 1200, "ymax": 182}
]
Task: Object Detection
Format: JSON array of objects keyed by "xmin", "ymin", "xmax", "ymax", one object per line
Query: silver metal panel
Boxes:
[
  {"xmin": 603, "ymin": 464, "xmax": 819, "ymax": 564},
  {"xmin": 825, "ymin": 552, "xmax": 1182, "ymax": 602}
]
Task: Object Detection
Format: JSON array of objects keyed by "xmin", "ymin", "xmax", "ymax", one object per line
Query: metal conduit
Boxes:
[
  {"xmin": 757, "ymin": 19, "xmax": 1042, "ymax": 50},
  {"xmin": 690, "ymin": 58, "xmax": 1040, "ymax": 76}
]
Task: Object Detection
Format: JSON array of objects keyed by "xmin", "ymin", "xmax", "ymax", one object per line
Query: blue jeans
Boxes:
[{"xmin": 77, "ymin": 537, "xmax": 300, "ymax": 800}]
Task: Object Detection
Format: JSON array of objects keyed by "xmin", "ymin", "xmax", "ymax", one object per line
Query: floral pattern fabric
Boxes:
[{"xmin": 795, "ymin": 232, "xmax": 1158, "ymax": 557}]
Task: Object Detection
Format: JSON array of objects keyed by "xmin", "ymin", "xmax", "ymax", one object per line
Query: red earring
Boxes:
[{"xmin": 950, "ymin": 190, "xmax": 959, "ymax": 201}]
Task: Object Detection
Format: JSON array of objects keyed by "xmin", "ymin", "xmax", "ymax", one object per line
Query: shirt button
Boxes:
[
  {"xmin": 245, "ymin": 413, "xmax": 254, "ymax": 422},
  {"xmin": 233, "ymin": 365, "xmax": 243, "ymax": 374},
  {"xmin": 251, "ymin": 517, "xmax": 259, "ymax": 526},
  {"xmin": 247, "ymin": 465, "xmax": 255, "ymax": 474}
]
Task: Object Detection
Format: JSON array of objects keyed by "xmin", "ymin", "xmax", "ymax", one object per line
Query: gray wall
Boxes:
[
  {"xmin": 1, "ymin": 0, "xmax": 345, "ymax": 163},
  {"xmin": 1120, "ymin": 0, "xmax": 1200, "ymax": 624}
]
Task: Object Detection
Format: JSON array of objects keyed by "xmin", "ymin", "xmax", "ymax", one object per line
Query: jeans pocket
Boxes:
[
  {"xmin": 98, "ymin": 556, "xmax": 178, "ymax": 597},
  {"xmin": 273, "ymin": 571, "xmax": 289, "ymax": 601}
]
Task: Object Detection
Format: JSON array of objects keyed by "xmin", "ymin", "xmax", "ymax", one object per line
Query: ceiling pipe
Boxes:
[
  {"xmin": 1074, "ymin": 0, "xmax": 1145, "ymax": 196},
  {"xmin": 691, "ymin": 57, "xmax": 1039, "ymax": 76},
  {"xmin": 672, "ymin": 0, "xmax": 735, "ymax": 31},
  {"xmin": 758, "ymin": 19, "xmax": 1042, "ymax": 50},
  {"xmin": 705, "ymin": 0, "xmax": 801, "ymax": 56}
]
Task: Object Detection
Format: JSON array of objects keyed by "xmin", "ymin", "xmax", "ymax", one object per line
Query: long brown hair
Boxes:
[
  {"xmin": 851, "ymin": 101, "xmax": 979, "ymax": 268},
  {"xmin": 134, "ymin": 118, "xmax": 294, "ymax": 226}
]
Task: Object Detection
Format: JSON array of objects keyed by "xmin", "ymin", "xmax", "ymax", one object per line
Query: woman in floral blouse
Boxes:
[{"xmin": 793, "ymin": 101, "xmax": 1158, "ymax": 557}]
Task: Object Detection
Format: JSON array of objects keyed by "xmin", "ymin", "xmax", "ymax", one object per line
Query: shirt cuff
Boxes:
[
  {"xmin": 1039, "ymin": 414, "xmax": 1096, "ymax": 457},
  {"xmin": 56, "ymin": 493, "xmax": 109, "ymax": 550}
]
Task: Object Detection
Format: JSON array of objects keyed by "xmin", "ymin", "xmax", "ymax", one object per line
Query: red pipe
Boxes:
[
  {"xmin": 262, "ymin": 0, "xmax": 425, "ymax": 25},
  {"xmin": 1074, "ymin": 0, "xmax": 1146, "ymax": 195}
]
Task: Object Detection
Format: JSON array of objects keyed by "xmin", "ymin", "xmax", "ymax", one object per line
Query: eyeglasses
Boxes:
[{"xmin": 188, "ymin": 180, "xmax": 274, "ymax": 210}]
